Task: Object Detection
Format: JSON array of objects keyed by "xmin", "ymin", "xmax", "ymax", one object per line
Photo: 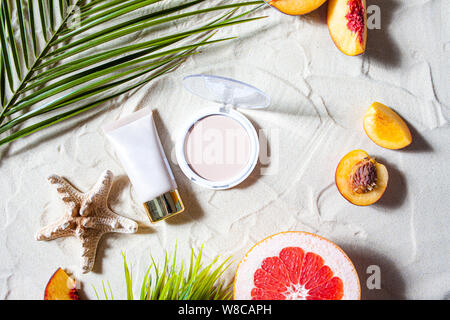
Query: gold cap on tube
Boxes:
[{"xmin": 143, "ymin": 189, "xmax": 184, "ymax": 223}]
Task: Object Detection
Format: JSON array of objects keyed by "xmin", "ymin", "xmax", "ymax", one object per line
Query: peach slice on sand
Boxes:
[
  {"xmin": 335, "ymin": 150, "xmax": 388, "ymax": 206},
  {"xmin": 363, "ymin": 102, "xmax": 413, "ymax": 150},
  {"xmin": 327, "ymin": 0, "xmax": 367, "ymax": 56},
  {"xmin": 268, "ymin": 0, "xmax": 328, "ymax": 15},
  {"xmin": 44, "ymin": 268, "xmax": 80, "ymax": 300}
]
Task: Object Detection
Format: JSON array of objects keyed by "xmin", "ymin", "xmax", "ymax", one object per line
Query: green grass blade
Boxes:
[
  {"xmin": 171, "ymin": 264, "xmax": 184, "ymax": 300},
  {"xmin": 140, "ymin": 264, "xmax": 153, "ymax": 300},
  {"xmin": 101, "ymin": 281, "xmax": 109, "ymax": 300},
  {"xmin": 152, "ymin": 252, "xmax": 169, "ymax": 300},
  {"xmin": 159, "ymin": 272, "xmax": 175, "ymax": 300},
  {"xmin": 159, "ymin": 247, "xmax": 180, "ymax": 299},
  {"xmin": 122, "ymin": 252, "xmax": 134, "ymax": 300},
  {"xmin": 92, "ymin": 285, "xmax": 100, "ymax": 300},
  {"xmin": 108, "ymin": 281, "xmax": 114, "ymax": 300},
  {"xmin": 91, "ymin": 246, "xmax": 234, "ymax": 300},
  {"xmin": 192, "ymin": 257, "xmax": 231, "ymax": 299},
  {"xmin": 187, "ymin": 248, "xmax": 194, "ymax": 280}
]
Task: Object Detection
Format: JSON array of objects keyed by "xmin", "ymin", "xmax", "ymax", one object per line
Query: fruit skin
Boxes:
[
  {"xmin": 233, "ymin": 231, "xmax": 361, "ymax": 300},
  {"xmin": 363, "ymin": 102, "xmax": 413, "ymax": 150},
  {"xmin": 327, "ymin": 0, "xmax": 367, "ymax": 56},
  {"xmin": 335, "ymin": 150, "xmax": 388, "ymax": 206},
  {"xmin": 44, "ymin": 268, "xmax": 80, "ymax": 300},
  {"xmin": 268, "ymin": 0, "xmax": 328, "ymax": 16}
]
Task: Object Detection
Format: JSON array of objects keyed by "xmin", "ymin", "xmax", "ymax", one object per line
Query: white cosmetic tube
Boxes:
[{"xmin": 103, "ymin": 108, "xmax": 184, "ymax": 223}]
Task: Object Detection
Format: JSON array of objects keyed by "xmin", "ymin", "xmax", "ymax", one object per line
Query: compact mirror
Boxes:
[
  {"xmin": 183, "ymin": 74, "xmax": 270, "ymax": 109},
  {"xmin": 176, "ymin": 75, "xmax": 270, "ymax": 190}
]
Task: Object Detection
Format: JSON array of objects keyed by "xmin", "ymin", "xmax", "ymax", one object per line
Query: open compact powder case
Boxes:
[{"xmin": 176, "ymin": 74, "xmax": 270, "ymax": 190}]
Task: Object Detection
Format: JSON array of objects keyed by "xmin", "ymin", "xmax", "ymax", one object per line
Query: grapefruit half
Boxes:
[{"xmin": 233, "ymin": 231, "xmax": 360, "ymax": 300}]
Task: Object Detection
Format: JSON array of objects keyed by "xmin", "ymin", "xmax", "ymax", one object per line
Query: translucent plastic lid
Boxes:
[{"xmin": 183, "ymin": 74, "xmax": 270, "ymax": 109}]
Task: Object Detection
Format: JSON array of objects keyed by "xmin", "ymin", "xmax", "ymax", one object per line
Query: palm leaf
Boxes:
[{"xmin": 0, "ymin": 0, "xmax": 266, "ymax": 149}]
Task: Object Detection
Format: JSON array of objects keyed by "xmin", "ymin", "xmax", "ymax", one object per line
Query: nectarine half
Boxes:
[
  {"xmin": 335, "ymin": 150, "xmax": 388, "ymax": 206},
  {"xmin": 268, "ymin": 0, "xmax": 328, "ymax": 15},
  {"xmin": 327, "ymin": 0, "xmax": 367, "ymax": 56},
  {"xmin": 363, "ymin": 102, "xmax": 413, "ymax": 150},
  {"xmin": 44, "ymin": 268, "xmax": 80, "ymax": 300}
]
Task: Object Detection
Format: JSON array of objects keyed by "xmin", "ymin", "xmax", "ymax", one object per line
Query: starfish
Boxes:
[{"xmin": 36, "ymin": 170, "xmax": 138, "ymax": 273}]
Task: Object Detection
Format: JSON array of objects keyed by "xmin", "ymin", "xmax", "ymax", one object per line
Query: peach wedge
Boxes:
[
  {"xmin": 268, "ymin": 0, "xmax": 328, "ymax": 15},
  {"xmin": 335, "ymin": 150, "xmax": 388, "ymax": 206},
  {"xmin": 44, "ymin": 268, "xmax": 80, "ymax": 300},
  {"xmin": 327, "ymin": 0, "xmax": 367, "ymax": 56},
  {"xmin": 363, "ymin": 102, "xmax": 413, "ymax": 150}
]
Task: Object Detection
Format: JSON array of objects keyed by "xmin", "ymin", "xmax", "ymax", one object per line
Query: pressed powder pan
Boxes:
[{"xmin": 176, "ymin": 74, "xmax": 270, "ymax": 190}]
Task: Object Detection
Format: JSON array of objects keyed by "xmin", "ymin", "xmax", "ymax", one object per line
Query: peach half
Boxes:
[
  {"xmin": 44, "ymin": 268, "xmax": 80, "ymax": 300},
  {"xmin": 363, "ymin": 102, "xmax": 413, "ymax": 150},
  {"xmin": 327, "ymin": 0, "xmax": 367, "ymax": 56},
  {"xmin": 268, "ymin": 0, "xmax": 328, "ymax": 15},
  {"xmin": 335, "ymin": 150, "xmax": 388, "ymax": 206}
]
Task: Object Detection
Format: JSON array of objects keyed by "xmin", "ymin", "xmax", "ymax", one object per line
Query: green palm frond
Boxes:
[
  {"xmin": 0, "ymin": 0, "xmax": 266, "ymax": 148},
  {"xmin": 95, "ymin": 246, "xmax": 233, "ymax": 300}
]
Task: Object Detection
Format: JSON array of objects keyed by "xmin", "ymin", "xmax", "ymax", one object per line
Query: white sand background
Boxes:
[{"xmin": 0, "ymin": 0, "xmax": 448, "ymax": 299}]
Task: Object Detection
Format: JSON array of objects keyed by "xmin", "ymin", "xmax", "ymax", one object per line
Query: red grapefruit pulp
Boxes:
[{"xmin": 234, "ymin": 232, "xmax": 360, "ymax": 300}]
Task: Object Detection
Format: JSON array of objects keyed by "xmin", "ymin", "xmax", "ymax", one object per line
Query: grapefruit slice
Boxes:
[{"xmin": 234, "ymin": 232, "xmax": 360, "ymax": 300}]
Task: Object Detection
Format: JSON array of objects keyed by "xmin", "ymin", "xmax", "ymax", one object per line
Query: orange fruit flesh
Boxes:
[
  {"xmin": 363, "ymin": 102, "xmax": 413, "ymax": 149},
  {"xmin": 327, "ymin": 0, "xmax": 367, "ymax": 56},
  {"xmin": 335, "ymin": 150, "xmax": 388, "ymax": 206},
  {"xmin": 44, "ymin": 268, "xmax": 79, "ymax": 300},
  {"xmin": 251, "ymin": 248, "xmax": 344, "ymax": 300},
  {"xmin": 269, "ymin": 0, "xmax": 327, "ymax": 15},
  {"xmin": 233, "ymin": 231, "xmax": 361, "ymax": 300}
]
